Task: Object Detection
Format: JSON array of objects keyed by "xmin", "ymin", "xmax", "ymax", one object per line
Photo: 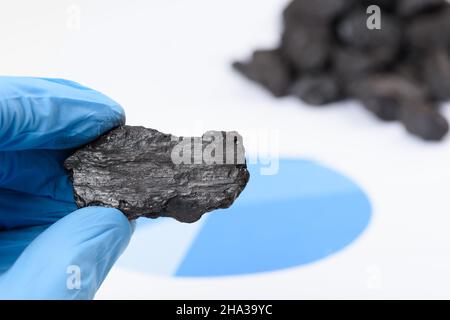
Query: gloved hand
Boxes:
[{"xmin": 0, "ymin": 76, "xmax": 133, "ymax": 299}]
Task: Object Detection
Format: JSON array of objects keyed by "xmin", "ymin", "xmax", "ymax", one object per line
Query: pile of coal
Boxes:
[
  {"xmin": 234, "ymin": 0, "xmax": 450, "ymax": 141},
  {"xmin": 64, "ymin": 126, "xmax": 250, "ymax": 223}
]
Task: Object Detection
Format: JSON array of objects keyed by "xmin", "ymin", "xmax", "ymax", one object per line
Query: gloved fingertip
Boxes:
[
  {"xmin": 110, "ymin": 103, "xmax": 126, "ymax": 125},
  {"xmin": 0, "ymin": 206, "xmax": 133, "ymax": 299},
  {"xmin": 71, "ymin": 206, "xmax": 133, "ymax": 242},
  {"xmin": 97, "ymin": 103, "xmax": 126, "ymax": 139}
]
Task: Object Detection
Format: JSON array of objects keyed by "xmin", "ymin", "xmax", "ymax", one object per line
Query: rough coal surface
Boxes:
[
  {"xmin": 64, "ymin": 126, "xmax": 250, "ymax": 223},
  {"xmin": 234, "ymin": 0, "xmax": 450, "ymax": 141}
]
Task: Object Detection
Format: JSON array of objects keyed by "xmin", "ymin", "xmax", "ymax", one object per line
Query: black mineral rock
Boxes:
[
  {"xmin": 397, "ymin": 0, "xmax": 445, "ymax": 17},
  {"xmin": 336, "ymin": 9, "xmax": 401, "ymax": 50},
  {"xmin": 64, "ymin": 126, "xmax": 250, "ymax": 223},
  {"xmin": 423, "ymin": 50, "xmax": 450, "ymax": 100},
  {"xmin": 283, "ymin": 0, "xmax": 353, "ymax": 24},
  {"xmin": 290, "ymin": 74, "xmax": 343, "ymax": 106},
  {"xmin": 281, "ymin": 23, "xmax": 330, "ymax": 72},
  {"xmin": 234, "ymin": 0, "xmax": 450, "ymax": 141},
  {"xmin": 348, "ymin": 74, "xmax": 428, "ymax": 121},
  {"xmin": 233, "ymin": 50, "xmax": 291, "ymax": 97}
]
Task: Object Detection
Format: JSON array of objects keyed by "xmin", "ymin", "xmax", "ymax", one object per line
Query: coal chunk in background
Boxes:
[
  {"xmin": 336, "ymin": 9, "xmax": 402, "ymax": 50},
  {"xmin": 406, "ymin": 7, "xmax": 450, "ymax": 49},
  {"xmin": 333, "ymin": 47, "xmax": 396, "ymax": 81},
  {"xmin": 349, "ymin": 75, "xmax": 407, "ymax": 121},
  {"xmin": 64, "ymin": 126, "xmax": 250, "ymax": 223},
  {"xmin": 283, "ymin": 0, "xmax": 354, "ymax": 24},
  {"xmin": 281, "ymin": 23, "xmax": 330, "ymax": 72},
  {"xmin": 290, "ymin": 74, "xmax": 343, "ymax": 106},
  {"xmin": 423, "ymin": 50, "xmax": 450, "ymax": 101},
  {"xmin": 233, "ymin": 50, "xmax": 291, "ymax": 97},
  {"xmin": 400, "ymin": 104, "xmax": 449, "ymax": 141},
  {"xmin": 234, "ymin": 0, "xmax": 450, "ymax": 141},
  {"xmin": 361, "ymin": 0, "xmax": 396, "ymax": 11},
  {"xmin": 397, "ymin": 0, "xmax": 446, "ymax": 16}
]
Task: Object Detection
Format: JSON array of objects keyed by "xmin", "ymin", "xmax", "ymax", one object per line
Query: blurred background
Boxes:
[{"xmin": 3, "ymin": 0, "xmax": 450, "ymax": 299}]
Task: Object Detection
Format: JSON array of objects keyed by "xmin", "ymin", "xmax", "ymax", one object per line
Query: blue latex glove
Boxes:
[{"xmin": 0, "ymin": 76, "xmax": 133, "ymax": 299}]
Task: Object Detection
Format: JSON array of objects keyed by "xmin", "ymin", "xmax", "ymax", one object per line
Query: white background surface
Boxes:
[{"xmin": 2, "ymin": 0, "xmax": 450, "ymax": 299}]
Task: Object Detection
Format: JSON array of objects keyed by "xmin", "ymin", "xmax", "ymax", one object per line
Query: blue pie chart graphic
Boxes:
[{"xmin": 117, "ymin": 159, "xmax": 372, "ymax": 277}]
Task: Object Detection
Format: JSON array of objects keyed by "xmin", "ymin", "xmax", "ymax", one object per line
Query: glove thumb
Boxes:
[{"xmin": 0, "ymin": 207, "xmax": 133, "ymax": 299}]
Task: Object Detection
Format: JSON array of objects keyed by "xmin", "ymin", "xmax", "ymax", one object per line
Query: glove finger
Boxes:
[
  {"xmin": 0, "ymin": 149, "xmax": 74, "ymax": 201},
  {"xmin": 0, "ymin": 207, "xmax": 132, "ymax": 299},
  {"xmin": 0, "ymin": 188, "xmax": 76, "ymax": 230},
  {"xmin": 0, "ymin": 76, "xmax": 125, "ymax": 151},
  {"xmin": 0, "ymin": 224, "xmax": 49, "ymax": 275}
]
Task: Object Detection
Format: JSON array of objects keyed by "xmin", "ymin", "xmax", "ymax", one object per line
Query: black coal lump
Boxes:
[
  {"xmin": 234, "ymin": 0, "xmax": 450, "ymax": 141},
  {"xmin": 281, "ymin": 23, "xmax": 330, "ymax": 72},
  {"xmin": 336, "ymin": 9, "xmax": 402, "ymax": 50},
  {"xmin": 400, "ymin": 104, "xmax": 449, "ymax": 141},
  {"xmin": 423, "ymin": 49, "xmax": 450, "ymax": 101},
  {"xmin": 361, "ymin": 0, "xmax": 397, "ymax": 12},
  {"xmin": 406, "ymin": 7, "xmax": 450, "ymax": 49},
  {"xmin": 333, "ymin": 47, "xmax": 396, "ymax": 81},
  {"xmin": 283, "ymin": 0, "xmax": 354, "ymax": 24},
  {"xmin": 397, "ymin": 0, "xmax": 446, "ymax": 17},
  {"xmin": 349, "ymin": 74, "xmax": 428, "ymax": 122},
  {"xmin": 290, "ymin": 74, "xmax": 342, "ymax": 106},
  {"xmin": 64, "ymin": 126, "xmax": 250, "ymax": 223},
  {"xmin": 233, "ymin": 50, "xmax": 292, "ymax": 97}
]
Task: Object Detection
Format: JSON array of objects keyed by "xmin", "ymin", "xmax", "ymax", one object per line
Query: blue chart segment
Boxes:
[{"xmin": 118, "ymin": 159, "xmax": 372, "ymax": 277}]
